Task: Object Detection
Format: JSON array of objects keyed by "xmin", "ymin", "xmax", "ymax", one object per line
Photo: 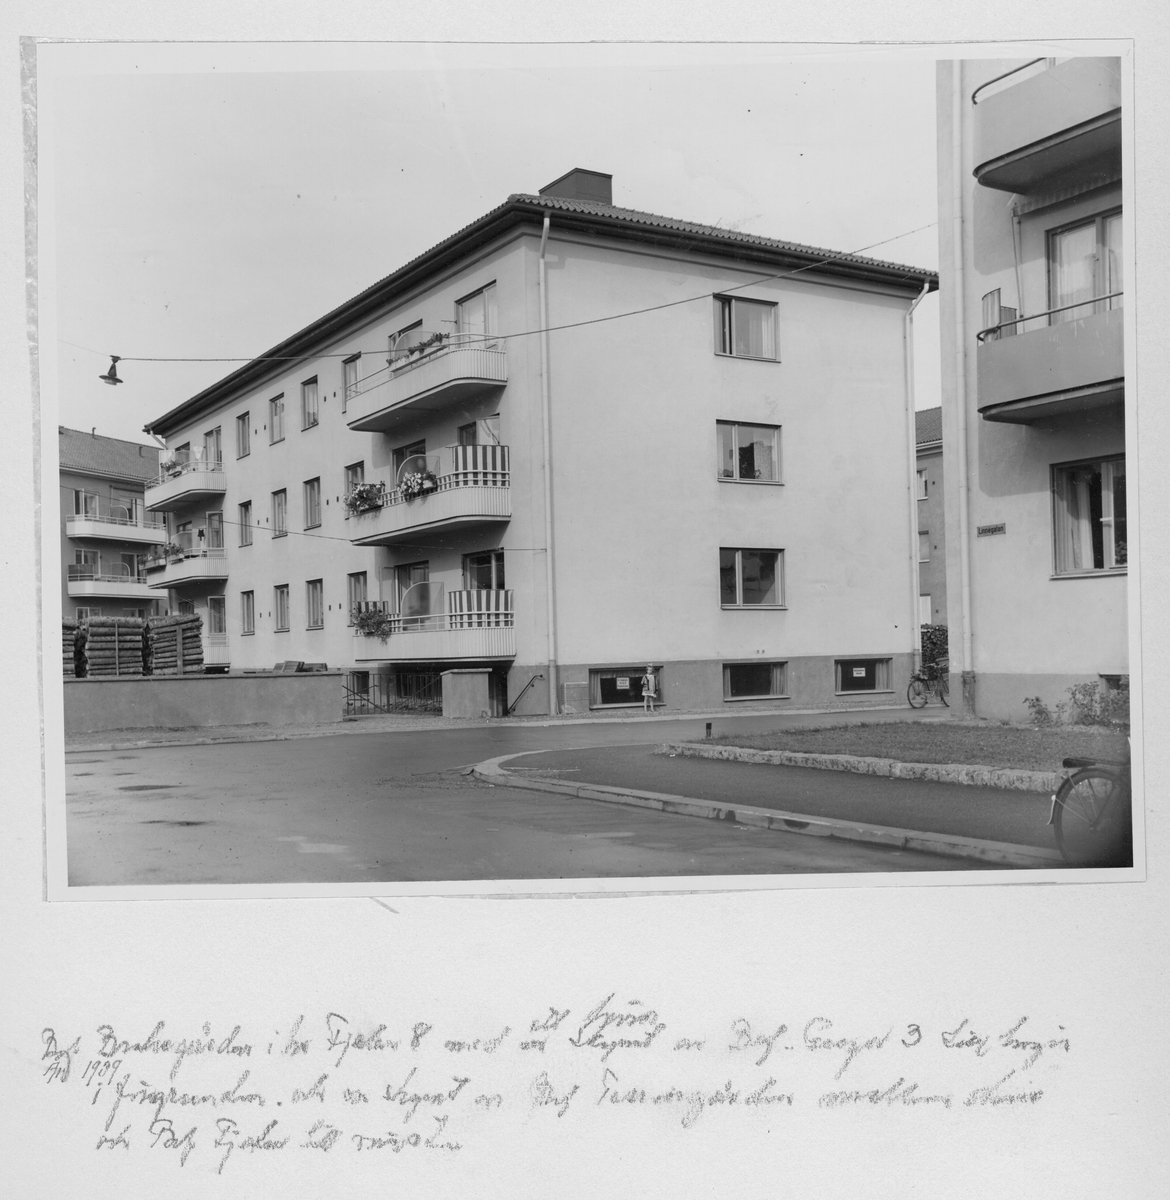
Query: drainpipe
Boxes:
[
  {"xmin": 904, "ymin": 279, "xmax": 933, "ymax": 669},
  {"xmin": 952, "ymin": 63, "xmax": 976, "ymax": 713},
  {"xmin": 539, "ymin": 214, "xmax": 559, "ymax": 715}
]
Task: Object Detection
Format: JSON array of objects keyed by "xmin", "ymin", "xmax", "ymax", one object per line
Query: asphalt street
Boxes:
[{"xmin": 63, "ymin": 711, "xmax": 992, "ymax": 885}]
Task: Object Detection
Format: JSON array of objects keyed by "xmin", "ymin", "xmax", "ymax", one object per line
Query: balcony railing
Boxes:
[
  {"xmin": 145, "ymin": 457, "xmax": 227, "ymax": 512},
  {"xmin": 352, "ymin": 590, "xmax": 515, "ymax": 662},
  {"xmin": 345, "ymin": 333, "xmax": 508, "ymax": 432},
  {"xmin": 147, "ymin": 548, "xmax": 229, "ymax": 589},
  {"xmin": 66, "ymin": 566, "xmax": 155, "ymax": 598},
  {"xmin": 66, "ymin": 507, "xmax": 168, "ymax": 542},
  {"xmin": 68, "ymin": 566, "xmax": 149, "ymax": 583},
  {"xmin": 976, "ymin": 292, "xmax": 1123, "ymax": 341},
  {"xmin": 347, "ymin": 444, "xmax": 511, "ymax": 545}
]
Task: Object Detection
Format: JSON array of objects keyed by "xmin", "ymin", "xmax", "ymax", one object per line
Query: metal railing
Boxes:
[
  {"xmin": 344, "ymin": 670, "xmax": 443, "ymax": 715},
  {"xmin": 387, "ymin": 330, "xmax": 503, "ymax": 373},
  {"xmin": 359, "ymin": 445, "xmax": 511, "ymax": 511},
  {"xmin": 353, "ymin": 592, "xmax": 514, "ymax": 637},
  {"xmin": 976, "ymin": 291, "xmax": 1123, "ymax": 342},
  {"xmin": 971, "ymin": 58, "xmax": 1048, "ymax": 105},
  {"xmin": 151, "ymin": 456, "xmax": 225, "ymax": 486},
  {"xmin": 68, "ymin": 566, "xmax": 149, "ymax": 584},
  {"xmin": 69, "ymin": 509, "xmax": 166, "ymax": 530}
]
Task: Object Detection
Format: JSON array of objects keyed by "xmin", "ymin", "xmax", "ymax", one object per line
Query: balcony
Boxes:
[
  {"xmin": 66, "ymin": 567, "xmax": 155, "ymax": 600},
  {"xmin": 972, "ymin": 58, "xmax": 1121, "ymax": 194},
  {"xmin": 147, "ymin": 548, "xmax": 229, "ymax": 589},
  {"xmin": 66, "ymin": 511, "xmax": 168, "ymax": 544},
  {"xmin": 345, "ymin": 333, "xmax": 507, "ymax": 432},
  {"xmin": 145, "ymin": 458, "xmax": 227, "ymax": 512},
  {"xmin": 976, "ymin": 300, "xmax": 1124, "ymax": 423},
  {"xmin": 352, "ymin": 590, "xmax": 515, "ymax": 663},
  {"xmin": 348, "ymin": 444, "xmax": 511, "ymax": 546}
]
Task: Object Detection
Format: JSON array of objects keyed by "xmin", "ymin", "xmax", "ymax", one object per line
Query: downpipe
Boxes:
[{"xmin": 539, "ymin": 214, "xmax": 559, "ymax": 715}]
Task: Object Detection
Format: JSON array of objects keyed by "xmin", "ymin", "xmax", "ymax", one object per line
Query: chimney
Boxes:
[{"xmin": 538, "ymin": 169, "xmax": 612, "ymax": 206}]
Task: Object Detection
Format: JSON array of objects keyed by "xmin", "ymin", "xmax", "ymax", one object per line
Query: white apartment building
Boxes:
[
  {"xmin": 937, "ymin": 59, "xmax": 1126, "ymax": 719},
  {"xmin": 142, "ymin": 169, "xmax": 936, "ymax": 715}
]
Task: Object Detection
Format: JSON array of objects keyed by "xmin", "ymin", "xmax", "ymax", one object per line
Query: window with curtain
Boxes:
[
  {"xmin": 203, "ymin": 426, "xmax": 222, "ymax": 465},
  {"xmin": 236, "ymin": 412, "xmax": 250, "ymax": 458},
  {"xmin": 269, "ymin": 395, "xmax": 285, "ymax": 442},
  {"xmin": 456, "ymin": 283, "xmax": 498, "ymax": 346},
  {"xmin": 306, "ymin": 580, "xmax": 324, "ymax": 629},
  {"xmin": 343, "ymin": 355, "xmax": 360, "ymax": 411},
  {"xmin": 1053, "ymin": 457, "xmax": 1126, "ymax": 574},
  {"xmin": 303, "ymin": 478, "xmax": 321, "ymax": 528},
  {"xmin": 272, "ymin": 489, "xmax": 287, "ymax": 536},
  {"xmin": 238, "ymin": 501, "xmax": 252, "ymax": 546},
  {"xmin": 723, "ymin": 662, "xmax": 788, "ymax": 700},
  {"xmin": 1049, "ymin": 209, "xmax": 1123, "ymax": 324},
  {"xmin": 274, "ymin": 585, "xmax": 289, "ymax": 631},
  {"xmin": 346, "ymin": 572, "xmax": 367, "ymax": 624},
  {"xmin": 715, "ymin": 296, "xmax": 778, "ymax": 359},
  {"xmin": 463, "ymin": 550, "xmax": 505, "ymax": 590},
  {"xmin": 301, "ymin": 377, "xmax": 319, "ymax": 429},
  {"xmin": 240, "ymin": 591, "xmax": 255, "ymax": 634}
]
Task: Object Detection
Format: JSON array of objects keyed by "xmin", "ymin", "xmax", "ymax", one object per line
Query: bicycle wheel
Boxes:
[
  {"xmin": 907, "ymin": 678, "xmax": 928, "ymax": 708},
  {"xmin": 937, "ymin": 674, "xmax": 949, "ymax": 707},
  {"xmin": 1053, "ymin": 768, "xmax": 1133, "ymax": 867}
]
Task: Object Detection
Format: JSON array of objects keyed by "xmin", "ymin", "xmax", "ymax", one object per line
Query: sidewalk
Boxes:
[{"xmin": 477, "ymin": 743, "xmax": 1065, "ymax": 868}]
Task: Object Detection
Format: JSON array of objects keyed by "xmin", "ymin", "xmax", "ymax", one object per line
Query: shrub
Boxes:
[
  {"xmin": 921, "ymin": 624, "xmax": 949, "ymax": 666},
  {"xmin": 1024, "ymin": 678, "xmax": 1129, "ymax": 728},
  {"xmin": 352, "ymin": 608, "xmax": 394, "ymax": 641}
]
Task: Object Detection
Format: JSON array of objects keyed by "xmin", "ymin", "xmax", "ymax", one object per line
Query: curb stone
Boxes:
[
  {"xmin": 473, "ymin": 753, "xmax": 1063, "ymax": 869},
  {"xmin": 659, "ymin": 742, "xmax": 1061, "ymax": 794}
]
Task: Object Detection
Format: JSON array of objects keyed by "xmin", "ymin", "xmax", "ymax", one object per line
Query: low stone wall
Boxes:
[
  {"xmin": 660, "ymin": 742, "xmax": 1060, "ymax": 793},
  {"xmin": 63, "ymin": 672, "xmax": 345, "ymax": 733}
]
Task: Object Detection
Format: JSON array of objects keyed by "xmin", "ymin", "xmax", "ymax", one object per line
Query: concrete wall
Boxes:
[{"xmin": 63, "ymin": 671, "xmax": 345, "ymax": 733}]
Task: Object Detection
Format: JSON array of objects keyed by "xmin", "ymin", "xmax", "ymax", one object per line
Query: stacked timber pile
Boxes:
[
  {"xmin": 82, "ymin": 617, "xmax": 146, "ymax": 678},
  {"xmin": 63, "ymin": 619, "xmax": 82, "ymax": 678},
  {"xmin": 147, "ymin": 613, "xmax": 204, "ymax": 675}
]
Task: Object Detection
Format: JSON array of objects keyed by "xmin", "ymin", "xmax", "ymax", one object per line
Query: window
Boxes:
[
  {"xmin": 723, "ymin": 661, "xmax": 788, "ymax": 701},
  {"xmin": 464, "ymin": 549, "xmax": 505, "ymax": 590},
  {"xmin": 73, "ymin": 549, "xmax": 98, "ymax": 577},
  {"xmin": 238, "ymin": 501, "xmax": 252, "ymax": 546},
  {"xmin": 203, "ymin": 427, "xmax": 222, "ymax": 466},
  {"xmin": 269, "ymin": 395, "xmax": 285, "ymax": 443},
  {"xmin": 301, "ymin": 377, "xmax": 319, "ymax": 429},
  {"xmin": 306, "ymin": 579, "xmax": 324, "ymax": 629},
  {"xmin": 919, "ymin": 595, "xmax": 933, "ymax": 626},
  {"xmin": 835, "ymin": 658, "xmax": 892, "ymax": 694},
  {"xmin": 274, "ymin": 585, "xmax": 289, "ymax": 631},
  {"xmin": 719, "ymin": 548, "xmax": 783, "ymax": 607},
  {"xmin": 715, "ymin": 296, "xmax": 777, "ymax": 360},
  {"xmin": 393, "ymin": 439, "xmax": 426, "ymax": 482},
  {"xmin": 272, "ymin": 489, "xmax": 287, "ymax": 536},
  {"xmin": 716, "ymin": 422, "xmax": 780, "ymax": 482},
  {"xmin": 241, "ymin": 591, "xmax": 255, "ymax": 635},
  {"xmin": 456, "ymin": 282, "xmax": 498, "ymax": 345},
  {"xmin": 394, "ymin": 562, "xmax": 429, "ymax": 612},
  {"xmin": 917, "ymin": 469, "xmax": 928, "ymax": 500},
  {"xmin": 208, "ymin": 596, "xmax": 226, "ymax": 635},
  {"xmin": 344, "ymin": 461, "xmax": 364, "ymax": 491},
  {"xmin": 303, "ymin": 478, "xmax": 321, "ymax": 528},
  {"xmin": 589, "ymin": 667, "xmax": 657, "ymax": 708},
  {"xmin": 236, "ymin": 412, "xmax": 250, "ymax": 458},
  {"xmin": 918, "ymin": 531, "xmax": 930, "ymax": 562},
  {"xmin": 206, "ymin": 512, "xmax": 224, "ymax": 550},
  {"xmin": 347, "ymin": 572, "xmax": 367, "ymax": 625},
  {"xmin": 1052, "ymin": 456, "xmax": 1126, "ymax": 574},
  {"xmin": 73, "ymin": 490, "xmax": 98, "ymax": 517},
  {"xmin": 1049, "ymin": 210, "xmax": 1122, "ymax": 323},
  {"xmin": 173, "ymin": 442, "xmax": 191, "ymax": 466},
  {"xmin": 457, "ymin": 415, "xmax": 500, "ymax": 446},
  {"xmin": 343, "ymin": 355, "xmax": 360, "ymax": 410},
  {"xmin": 75, "ymin": 607, "xmax": 102, "ymax": 619},
  {"xmin": 179, "ymin": 599, "xmax": 195, "ymax": 616}
]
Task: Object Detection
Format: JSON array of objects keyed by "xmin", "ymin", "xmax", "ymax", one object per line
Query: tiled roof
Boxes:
[
  {"xmin": 916, "ymin": 407, "xmax": 943, "ymax": 446},
  {"xmin": 507, "ymin": 193, "xmax": 932, "ymax": 278},
  {"xmin": 58, "ymin": 426, "xmax": 160, "ymax": 481}
]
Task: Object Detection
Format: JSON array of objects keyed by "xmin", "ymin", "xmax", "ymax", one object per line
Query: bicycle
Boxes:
[
  {"xmin": 907, "ymin": 657, "xmax": 949, "ymax": 708},
  {"xmin": 1049, "ymin": 748, "xmax": 1132, "ymax": 867}
]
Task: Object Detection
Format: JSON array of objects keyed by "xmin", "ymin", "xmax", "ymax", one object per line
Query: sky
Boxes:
[{"xmin": 41, "ymin": 42, "xmax": 943, "ymax": 447}]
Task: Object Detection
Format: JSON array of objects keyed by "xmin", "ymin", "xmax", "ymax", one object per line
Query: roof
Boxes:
[
  {"xmin": 916, "ymin": 406, "xmax": 943, "ymax": 446},
  {"xmin": 145, "ymin": 192, "xmax": 939, "ymax": 437},
  {"xmin": 59, "ymin": 426, "xmax": 160, "ymax": 482}
]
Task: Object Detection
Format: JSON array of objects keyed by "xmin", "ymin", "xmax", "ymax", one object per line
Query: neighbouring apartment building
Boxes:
[
  {"xmin": 937, "ymin": 58, "xmax": 1126, "ymax": 719},
  {"xmin": 58, "ymin": 426, "xmax": 163, "ymax": 623},
  {"xmin": 915, "ymin": 406, "xmax": 946, "ymax": 629},
  {"xmin": 141, "ymin": 169, "xmax": 936, "ymax": 715}
]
